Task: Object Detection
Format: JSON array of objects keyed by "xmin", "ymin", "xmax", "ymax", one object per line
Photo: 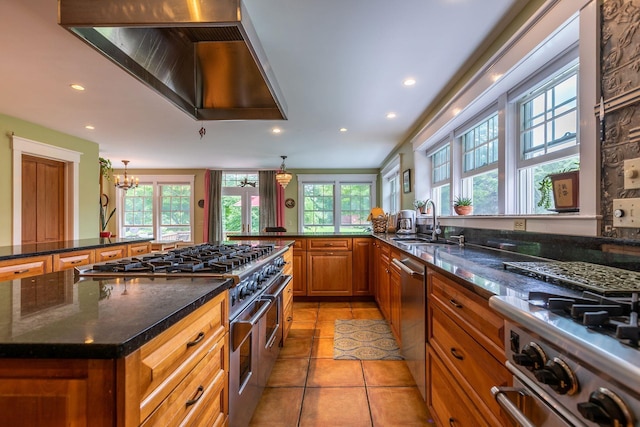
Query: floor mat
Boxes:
[{"xmin": 333, "ymin": 319, "xmax": 403, "ymax": 360}]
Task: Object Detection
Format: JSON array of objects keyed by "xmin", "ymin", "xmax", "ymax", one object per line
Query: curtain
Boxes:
[
  {"xmin": 259, "ymin": 170, "xmax": 277, "ymax": 231},
  {"xmin": 204, "ymin": 170, "xmax": 222, "ymax": 242}
]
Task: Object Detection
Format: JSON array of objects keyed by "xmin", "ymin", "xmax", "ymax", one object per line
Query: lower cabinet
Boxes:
[
  {"xmin": 0, "ymin": 291, "xmax": 229, "ymax": 427},
  {"xmin": 307, "ymin": 251, "xmax": 353, "ymax": 296},
  {"xmin": 352, "ymin": 237, "xmax": 372, "ymax": 296},
  {"xmin": 389, "ymin": 254, "xmax": 402, "ymax": 343},
  {"xmin": 0, "ymin": 255, "xmax": 53, "ymax": 281}
]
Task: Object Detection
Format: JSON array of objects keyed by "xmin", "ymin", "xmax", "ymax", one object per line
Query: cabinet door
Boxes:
[
  {"xmin": 376, "ymin": 246, "xmax": 391, "ymax": 320},
  {"xmin": 352, "ymin": 238, "xmax": 372, "ymax": 296},
  {"xmin": 292, "ymin": 251, "xmax": 307, "ymax": 296},
  {"xmin": 307, "ymin": 251, "xmax": 353, "ymax": 296},
  {"xmin": 0, "ymin": 359, "xmax": 115, "ymax": 427}
]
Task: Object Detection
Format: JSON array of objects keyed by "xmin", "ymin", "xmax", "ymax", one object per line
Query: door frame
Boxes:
[
  {"xmin": 11, "ymin": 135, "xmax": 82, "ymax": 245},
  {"xmin": 222, "ymin": 186, "xmax": 259, "ymax": 235}
]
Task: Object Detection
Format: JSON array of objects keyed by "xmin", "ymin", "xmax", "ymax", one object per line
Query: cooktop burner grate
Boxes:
[{"xmin": 503, "ymin": 261, "xmax": 640, "ymax": 295}]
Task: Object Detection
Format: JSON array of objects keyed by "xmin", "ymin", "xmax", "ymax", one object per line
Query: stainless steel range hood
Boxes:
[{"xmin": 59, "ymin": 0, "xmax": 287, "ymax": 120}]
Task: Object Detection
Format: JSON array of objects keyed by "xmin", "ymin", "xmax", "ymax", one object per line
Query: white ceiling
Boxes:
[{"xmin": 0, "ymin": 0, "xmax": 526, "ymax": 170}]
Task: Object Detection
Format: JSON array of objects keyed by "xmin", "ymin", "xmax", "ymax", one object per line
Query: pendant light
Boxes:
[
  {"xmin": 275, "ymin": 155, "xmax": 293, "ymax": 189},
  {"xmin": 114, "ymin": 160, "xmax": 139, "ymax": 191}
]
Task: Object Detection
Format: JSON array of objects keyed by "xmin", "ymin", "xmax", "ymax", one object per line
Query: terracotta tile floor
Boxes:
[{"xmin": 250, "ymin": 301, "xmax": 435, "ymax": 426}]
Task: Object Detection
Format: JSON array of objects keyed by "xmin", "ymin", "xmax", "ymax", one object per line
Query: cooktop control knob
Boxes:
[
  {"xmin": 533, "ymin": 357, "xmax": 578, "ymax": 395},
  {"xmin": 513, "ymin": 342, "xmax": 547, "ymax": 371},
  {"xmin": 577, "ymin": 388, "xmax": 634, "ymax": 427}
]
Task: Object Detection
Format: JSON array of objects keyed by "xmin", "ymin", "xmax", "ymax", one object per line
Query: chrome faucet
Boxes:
[{"xmin": 424, "ymin": 199, "xmax": 441, "ymax": 241}]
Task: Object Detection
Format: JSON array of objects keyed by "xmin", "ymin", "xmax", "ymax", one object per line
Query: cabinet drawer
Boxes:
[
  {"xmin": 139, "ymin": 292, "xmax": 228, "ymax": 422},
  {"xmin": 283, "ymin": 299, "xmax": 293, "ymax": 344},
  {"xmin": 427, "ymin": 348, "xmax": 491, "ymax": 427},
  {"xmin": 430, "ymin": 304, "xmax": 510, "ymax": 422},
  {"xmin": 307, "ymin": 238, "xmax": 352, "ymax": 251},
  {"xmin": 283, "ymin": 280, "xmax": 294, "ymax": 308},
  {"xmin": 142, "ymin": 332, "xmax": 228, "ymax": 427},
  {"xmin": 283, "ymin": 248, "xmax": 293, "ymax": 275},
  {"xmin": 53, "ymin": 250, "xmax": 95, "ymax": 271},
  {"xmin": 95, "ymin": 245, "xmax": 128, "ymax": 262},
  {"xmin": 0, "ymin": 255, "xmax": 53, "ymax": 281},
  {"xmin": 129, "ymin": 242, "xmax": 151, "ymax": 257},
  {"xmin": 430, "ymin": 271, "xmax": 505, "ymax": 359}
]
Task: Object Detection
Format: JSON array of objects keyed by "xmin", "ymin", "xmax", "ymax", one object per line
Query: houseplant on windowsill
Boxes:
[
  {"xmin": 100, "ymin": 195, "xmax": 116, "ymax": 238},
  {"xmin": 413, "ymin": 199, "xmax": 427, "ymax": 214},
  {"xmin": 453, "ymin": 196, "xmax": 473, "ymax": 215},
  {"xmin": 537, "ymin": 164, "xmax": 580, "ymax": 212}
]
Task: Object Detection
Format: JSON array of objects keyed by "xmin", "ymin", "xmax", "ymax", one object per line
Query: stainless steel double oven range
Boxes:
[
  {"xmin": 77, "ymin": 242, "xmax": 292, "ymax": 427},
  {"xmin": 490, "ymin": 261, "xmax": 640, "ymax": 427}
]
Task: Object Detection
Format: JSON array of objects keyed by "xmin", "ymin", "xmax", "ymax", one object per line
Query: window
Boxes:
[
  {"xmin": 221, "ymin": 172, "xmax": 259, "ymax": 236},
  {"xmin": 297, "ymin": 174, "xmax": 377, "ymax": 233},
  {"xmin": 381, "ymin": 157, "xmax": 400, "ymax": 214},
  {"xmin": 460, "ymin": 114, "xmax": 499, "ymax": 215},
  {"xmin": 517, "ymin": 63, "xmax": 579, "ymax": 214},
  {"xmin": 119, "ymin": 175, "xmax": 194, "ymax": 241},
  {"xmin": 430, "ymin": 144, "xmax": 451, "ymax": 216}
]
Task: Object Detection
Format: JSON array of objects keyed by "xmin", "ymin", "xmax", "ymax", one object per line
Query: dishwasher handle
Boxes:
[{"xmin": 391, "ymin": 258, "xmax": 425, "ymax": 279}]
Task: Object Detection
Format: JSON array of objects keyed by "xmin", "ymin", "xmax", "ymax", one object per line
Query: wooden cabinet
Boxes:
[
  {"xmin": 292, "ymin": 239, "xmax": 307, "ymax": 296},
  {"xmin": 95, "ymin": 245, "xmax": 128, "ymax": 262},
  {"xmin": 129, "ymin": 242, "xmax": 151, "ymax": 257},
  {"xmin": 283, "ymin": 280, "xmax": 294, "ymax": 344},
  {"xmin": 352, "ymin": 238, "xmax": 372, "ymax": 296},
  {"xmin": 428, "ymin": 270, "xmax": 512, "ymax": 426},
  {"xmin": 427, "ymin": 347, "xmax": 490, "ymax": 427},
  {"xmin": 307, "ymin": 250, "xmax": 353, "ymax": 296},
  {"xmin": 53, "ymin": 249, "xmax": 95, "ymax": 271},
  {"xmin": 375, "ymin": 242, "xmax": 391, "ymax": 319},
  {"xmin": 0, "ymin": 255, "xmax": 53, "ymax": 281}
]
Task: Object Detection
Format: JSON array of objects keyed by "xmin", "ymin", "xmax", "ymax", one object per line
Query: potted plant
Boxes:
[
  {"xmin": 413, "ymin": 199, "xmax": 427, "ymax": 214},
  {"xmin": 100, "ymin": 196, "xmax": 116, "ymax": 238},
  {"xmin": 99, "ymin": 157, "xmax": 113, "ymax": 182},
  {"xmin": 453, "ymin": 196, "xmax": 473, "ymax": 215},
  {"xmin": 537, "ymin": 164, "xmax": 579, "ymax": 212}
]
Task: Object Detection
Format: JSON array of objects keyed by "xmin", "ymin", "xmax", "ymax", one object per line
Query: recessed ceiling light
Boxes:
[
  {"xmin": 85, "ymin": 125, "xmax": 95, "ymax": 130},
  {"xmin": 339, "ymin": 128, "xmax": 348, "ymax": 132},
  {"xmin": 492, "ymin": 73, "xmax": 503, "ymax": 82},
  {"xmin": 272, "ymin": 127, "xmax": 282, "ymax": 134},
  {"xmin": 386, "ymin": 112, "xmax": 397, "ymax": 119},
  {"xmin": 452, "ymin": 108, "xmax": 461, "ymax": 116},
  {"xmin": 70, "ymin": 84, "xmax": 85, "ymax": 91},
  {"xmin": 403, "ymin": 78, "xmax": 416, "ymax": 86}
]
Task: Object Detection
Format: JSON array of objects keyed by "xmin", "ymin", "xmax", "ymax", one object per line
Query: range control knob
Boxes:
[
  {"xmin": 513, "ymin": 342, "xmax": 547, "ymax": 371},
  {"xmin": 577, "ymin": 388, "xmax": 634, "ymax": 427},
  {"xmin": 533, "ymin": 357, "xmax": 579, "ymax": 395}
]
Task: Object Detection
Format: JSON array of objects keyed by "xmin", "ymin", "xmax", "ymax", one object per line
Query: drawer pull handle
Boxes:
[
  {"xmin": 450, "ymin": 348, "xmax": 464, "ymax": 360},
  {"xmin": 449, "ymin": 417, "xmax": 457, "ymax": 426},
  {"xmin": 449, "ymin": 299, "xmax": 463, "ymax": 309},
  {"xmin": 287, "ymin": 316, "xmax": 293, "ymax": 321},
  {"xmin": 70, "ymin": 260, "xmax": 83, "ymax": 264},
  {"xmin": 185, "ymin": 385, "xmax": 205, "ymax": 407},
  {"xmin": 14, "ymin": 269, "xmax": 29, "ymax": 275},
  {"xmin": 106, "ymin": 254, "xmax": 117, "ymax": 258},
  {"xmin": 187, "ymin": 331, "xmax": 206, "ymax": 348}
]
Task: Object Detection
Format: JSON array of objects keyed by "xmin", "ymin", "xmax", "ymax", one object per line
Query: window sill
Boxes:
[{"xmin": 439, "ymin": 214, "xmax": 602, "ymax": 236}]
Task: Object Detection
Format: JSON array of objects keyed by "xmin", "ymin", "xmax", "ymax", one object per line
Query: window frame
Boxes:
[
  {"xmin": 116, "ymin": 174, "xmax": 195, "ymax": 241},
  {"xmin": 381, "ymin": 155, "xmax": 401, "ymax": 214},
  {"xmin": 296, "ymin": 174, "xmax": 377, "ymax": 233}
]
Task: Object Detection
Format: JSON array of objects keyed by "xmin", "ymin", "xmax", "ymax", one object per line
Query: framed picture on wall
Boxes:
[{"xmin": 403, "ymin": 169, "xmax": 411, "ymax": 193}]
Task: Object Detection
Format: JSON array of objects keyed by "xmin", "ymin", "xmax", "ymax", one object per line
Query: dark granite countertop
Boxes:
[
  {"xmin": 0, "ymin": 237, "xmax": 153, "ymax": 261},
  {"xmin": 374, "ymin": 234, "xmax": 586, "ymax": 301},
  {"xmin": 227, "ymin": 231, "xmax": 372, "ymax": 238},
  {"xmin": 0, "ymin": 270, "xmax": 232, "ymax": 359}
]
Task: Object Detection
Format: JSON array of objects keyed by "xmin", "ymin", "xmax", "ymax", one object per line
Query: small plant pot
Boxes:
[
  {"xmin": 99, "ymin": 231, "xmax": 111, "ymax": 238},
  {"xmin": 454, "ymin": 206, "xmax": 473, "ymax": 216}
]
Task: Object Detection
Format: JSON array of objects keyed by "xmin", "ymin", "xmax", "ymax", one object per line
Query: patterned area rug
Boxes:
[{"xmin": 334, "ymin": 319, "xmax": 403, "ymax": 360}]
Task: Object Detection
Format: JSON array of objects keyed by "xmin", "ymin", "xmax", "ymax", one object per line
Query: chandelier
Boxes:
[
  {"xmin": 114, "ymin": 160, "xmax": 139, "ymax": 191},
  {"xmin": 275, "ymin": 155, "xmax": 293, "ymax": 189}
]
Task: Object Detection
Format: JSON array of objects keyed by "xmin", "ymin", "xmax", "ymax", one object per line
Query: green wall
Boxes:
[{"xmin": 0, "ymin": 113, "xmax": 99, "ymax": 247}]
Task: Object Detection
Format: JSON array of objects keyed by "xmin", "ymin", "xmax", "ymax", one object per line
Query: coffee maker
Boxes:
[{"xmin": 396, "ymin": 210, "xmax": 416, "ymax": 234}]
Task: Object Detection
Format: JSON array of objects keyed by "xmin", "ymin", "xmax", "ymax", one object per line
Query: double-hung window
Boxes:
[
  {"xmin": 430, "ymin": 144, "xmax": 451, "ymax": 216},
  {"xmin": 381, "ymin": 156, "xmax": 400, "ymax": 214},
  {"xmin": 298, "ymin": 174, "xmax": 377, "ymax": 233},
  {"xmin": 460, "ymin": 114, "xmax": 499, "ymax": 215},
  {"xmin": 516, "ymin": 62, "xmax": 579, "ymax": 214},
  {"xmin": 119, "ymin": 175, "xmax": 194, "ymax": 241}
]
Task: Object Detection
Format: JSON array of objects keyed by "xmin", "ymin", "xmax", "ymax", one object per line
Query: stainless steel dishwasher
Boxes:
[{"xmin": 392, "ymin": 257, "xmax": 426, "ymax": 400}]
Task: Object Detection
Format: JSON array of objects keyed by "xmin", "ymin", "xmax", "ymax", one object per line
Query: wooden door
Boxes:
[
  {"xmin": 306, "ymin": 251, "xmax": 352, "ymax": 296},
  {"xmin": 352, "ymin": 238, "xmax": 372, "ymax": 296},
  {"xmin": 22, "ymin": 155, "xmax": 65, "ymax": 244}
]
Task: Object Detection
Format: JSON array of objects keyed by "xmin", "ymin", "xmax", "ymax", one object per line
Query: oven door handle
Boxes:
[
  {"xmin": 232, "ymin": 299, "xmax": 274, "ymax": 351},
  {"xmin": 261, "ymin": 274, "xmax": 292, "ymax": 300},
  {"xmin": 491, "ymin": 386, "xmax": 536, "ymax": 427}
]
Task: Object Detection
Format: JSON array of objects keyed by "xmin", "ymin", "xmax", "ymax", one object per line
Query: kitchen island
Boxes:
[{"xmin": 0, "ymin": 270, "xmax": 231, "ymax": 426}]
